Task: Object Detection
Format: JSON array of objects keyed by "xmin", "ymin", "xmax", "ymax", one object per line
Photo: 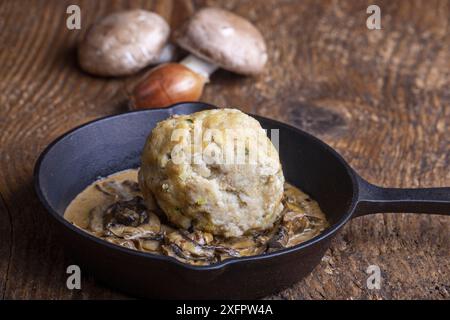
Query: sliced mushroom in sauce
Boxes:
[{"xmin": 65, "ymin": 169, "xmax": 329, "ymax": 266}]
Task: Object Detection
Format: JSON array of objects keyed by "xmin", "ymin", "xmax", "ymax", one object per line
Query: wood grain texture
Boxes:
[{"xmin": 0, "ymin": 0, "xmax": 448, "ymax": 299}]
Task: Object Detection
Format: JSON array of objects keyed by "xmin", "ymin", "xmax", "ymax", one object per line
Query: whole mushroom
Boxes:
[
  {"xmin": 131, "ymin": 7, "xmax": 268, "ymax": 109},
  {"xmin": 78, "ymin": 9, "xmax": 177, "ymax": 77}
]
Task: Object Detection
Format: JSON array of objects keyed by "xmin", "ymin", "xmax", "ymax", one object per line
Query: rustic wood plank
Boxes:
[
  {"xmin": 0, "ymin": 0, "xmax": 448, "ymax": 299},
  {"xmin": 0, "ymin": 193, "xmax": 12, "ymax": 299}
]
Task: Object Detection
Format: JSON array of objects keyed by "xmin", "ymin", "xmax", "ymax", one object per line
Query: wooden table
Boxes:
[{"xmin": 0, "ymin": 0, "xmax": 448, "ymax": 300}]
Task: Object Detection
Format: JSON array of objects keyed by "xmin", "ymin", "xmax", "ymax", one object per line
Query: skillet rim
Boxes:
[{"xmin": 33, "ymin": 102, "xmax": 360, "ymax": 271}]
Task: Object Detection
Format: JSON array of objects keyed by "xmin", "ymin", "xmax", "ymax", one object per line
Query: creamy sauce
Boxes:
[
  {"xmin": 65, "ymin": 170, "xmax": 139, "ymax": 229},
  {"xmin": 64, "ymin": 169, "xmax": 328, "ymax": 265}
]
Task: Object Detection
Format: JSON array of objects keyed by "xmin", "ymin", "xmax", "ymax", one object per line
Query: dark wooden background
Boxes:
[{"xmin": 0, "ymin": 0, "xmax": 448, "ymax": 299}]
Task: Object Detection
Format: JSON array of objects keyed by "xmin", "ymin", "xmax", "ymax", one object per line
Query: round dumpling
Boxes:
[{"xmin": 139, "ymin": 108, "xmax": 284, "ymax": 237}]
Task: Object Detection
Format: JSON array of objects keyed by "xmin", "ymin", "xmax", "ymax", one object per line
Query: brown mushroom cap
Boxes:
[
  {"xmin": 78, "ymin": 10, "xmax": 170, "ymax": 77},
  {"xmin": 175, "ymin": 7, "xmax": 268, "ymax": 76}
]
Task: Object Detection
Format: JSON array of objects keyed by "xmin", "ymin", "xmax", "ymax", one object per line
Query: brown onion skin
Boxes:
[{"xmin": 130, "ymin": 63, "xmax": 206, "ymax": 109}]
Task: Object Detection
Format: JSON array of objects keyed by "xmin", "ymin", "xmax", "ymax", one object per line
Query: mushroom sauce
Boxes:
[{"xmin": 64, "ymin": 169, "xmax": 328, "ymax": 266}]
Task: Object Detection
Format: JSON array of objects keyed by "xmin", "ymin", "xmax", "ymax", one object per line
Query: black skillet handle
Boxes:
[{"xmin": 354, "ymin": 176, "xmax": 450, "ymax": 217}]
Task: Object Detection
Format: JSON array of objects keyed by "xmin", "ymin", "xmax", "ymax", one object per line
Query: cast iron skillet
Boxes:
[{"xmin": 34, "ymin": 102, "xmax": 450, "ymax": 299}]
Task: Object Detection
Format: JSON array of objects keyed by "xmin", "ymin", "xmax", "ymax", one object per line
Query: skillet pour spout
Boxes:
[{"xmin": 34, "ymin": 102, "xmax": 450, "ymax": 299}]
